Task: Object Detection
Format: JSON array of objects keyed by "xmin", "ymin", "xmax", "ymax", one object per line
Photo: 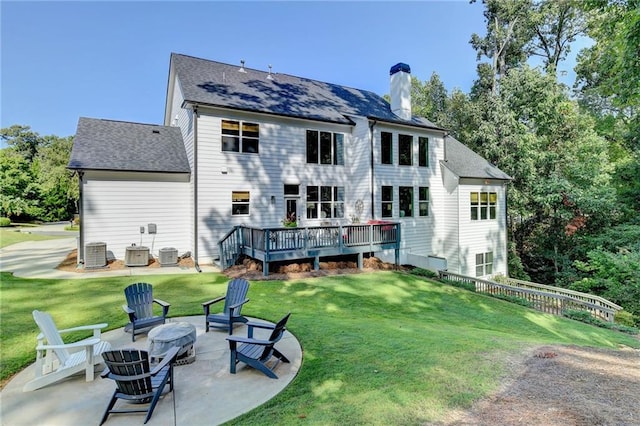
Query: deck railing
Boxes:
[
  {"xmin": 439, "ymin": 271, "xmax": 621, "ymax": 322},
  {"xmin": 218, "ymin": 222, "xmax": 401, "ymax": 276}
]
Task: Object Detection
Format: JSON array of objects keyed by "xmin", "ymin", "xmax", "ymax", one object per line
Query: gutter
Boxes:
[
  {"xmin": 369, "ymin": 120, "xmax": 377, "ymax": 218},
  {"xmin": 192, "ymin": 104, "xmax": 202, "ymax": 273}
]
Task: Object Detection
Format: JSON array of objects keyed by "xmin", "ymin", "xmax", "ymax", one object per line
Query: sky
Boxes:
[{"xmin": 1, "ymin": 1, "xmax": 582, "ymax": 140}]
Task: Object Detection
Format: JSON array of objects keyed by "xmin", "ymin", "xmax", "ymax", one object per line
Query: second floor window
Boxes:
[
  {"xmin": 381, "ymin": 186, "xmax": 393, "ymax": 218},
  {"xmin": 470, "ymin": 191, "xmax": 497, "ymax": 220},
  {"xmin": 306, "ymin": 130, "xmax": 344, "ymax": 165},
  {"xmin": 381, "ymin": 132, "xmax": 393, "ymax": 164},
  {"xmin": 222, "ymin": 120, "xmax": 259, "ymax": 153},
  {"xmin": 399, "ymin": 134, "xmax": 413, "ymax": 165},
  {"xmin": 419, "ymin": 137, "xmax": 428, "ymax": 167}
]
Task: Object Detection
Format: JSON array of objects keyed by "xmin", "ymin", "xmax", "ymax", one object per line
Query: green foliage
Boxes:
[
  {"xmin": 0, "ymin": 217, "xmax": 11, "ymax": 227},
  {"xmin": 409, "ymin": 267, "xmax": 438, "ymax": 279},
  {"xmin": 614, "ymin": 310, "xmax": 638, "ymax": 328},
  {"xmin": 441, "ymin": 278, "xmax": 477, "ymax": 292},
  {"xmin": 572, "ymin": 245, "xmax": 640, "ymax": 318},
  {"xmin": 563, "ymin": 309, "xmax": 639, "ymax": 335},
  {"xmin": 0, "ymin": 126, "xmax": 77, "ymax": 222}
]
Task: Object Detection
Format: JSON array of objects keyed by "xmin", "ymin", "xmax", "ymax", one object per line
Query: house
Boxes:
[{"xmin": 69, "ymin": 53, "xmax": 511, "ymax": 277}]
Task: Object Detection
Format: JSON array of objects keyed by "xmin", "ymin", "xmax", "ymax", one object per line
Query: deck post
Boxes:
[
  {"xmin": 314, "ymin": 256, "xmax": 320, "ymax": 271},
  {"xmin": 357, "ymin": 252, "xmax": 363, "ymax": 269}
]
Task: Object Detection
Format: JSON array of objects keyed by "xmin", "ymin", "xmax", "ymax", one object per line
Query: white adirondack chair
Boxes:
[{"xmin": 23, "ymin": 310, "xmax": 112, "ymax": 392}]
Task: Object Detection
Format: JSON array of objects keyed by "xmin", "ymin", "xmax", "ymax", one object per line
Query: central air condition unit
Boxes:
[
  {"xmin": 159, "ymin": 247, "xmax": 178, "ymax": 266},
  {"xmin": 125, "ymin": 246, "xmax": 150, "ymax": 267},
  {"xmin": 85, "ymin": 242, "xmax": 107, "ymax": 268}
]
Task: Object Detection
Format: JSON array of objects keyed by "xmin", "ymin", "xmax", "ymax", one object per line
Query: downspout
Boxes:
[
  {"xmin": 369, "ymin": 120, "xmax": 377, "ymax": 218},
  {"xmin": 192, "ymin": 105, "xmax": 202, "ymax": 272},
  {"xmin": 504, "ymin": 182, "xmax": 509, "ymax": 277},
  {"xmin": 77, "ymin": 171, "xmax": 84, "ymax": 266}
]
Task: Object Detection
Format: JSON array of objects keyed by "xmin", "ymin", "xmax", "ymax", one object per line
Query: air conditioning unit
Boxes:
[
  {"xmin": 159, "ymin": 247, "xmax": 178, "ymax": 266},
  {"xmin": 125, "ymin": 246, "xmax": 149, "ymax": 267},
  {"xmin": 85, "ymin": 242, "xmax": 107, "ymax": 268}
]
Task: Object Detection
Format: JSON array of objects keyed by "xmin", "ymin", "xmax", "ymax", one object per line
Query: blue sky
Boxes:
[{"xmin": 1, "ymin": 1, "xmax": 580, "ymax": 139}]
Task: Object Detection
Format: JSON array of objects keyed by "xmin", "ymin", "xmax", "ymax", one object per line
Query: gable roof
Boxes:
[
  {"xmin": 68, "ymin": 117, "xmax": 190, "ymax": 173},
  {"xmin": 443, "ymin": 136, "xmax": 511, "ymax": 181},
  {"xmin": 170, "ymin": 53, "xmax": 443, "ymax": 130}
]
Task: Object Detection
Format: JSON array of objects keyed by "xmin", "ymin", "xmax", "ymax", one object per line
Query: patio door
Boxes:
[{"xmin": 284, "ymin": 184, "xmax": 299, "ymax": 225}]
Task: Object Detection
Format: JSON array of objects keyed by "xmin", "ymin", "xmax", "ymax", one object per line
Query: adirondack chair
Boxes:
[
  {"xmin": 100, "ymin": 346, "xmax": 179, "ymax": 425},
  {"xmin": 226, "ymin": 312, "xmax": 291, "ymax": 379},
  {"xmin": 202, "ymin": 278, "xmax": 250, "ymax": 335},
  {"xmin": 23, "ymin": 310, "xmax": 112, "ymax": 392},
  {"xmin": 122, "ymin": 282, "xmax": 170, "ymax": 341}
]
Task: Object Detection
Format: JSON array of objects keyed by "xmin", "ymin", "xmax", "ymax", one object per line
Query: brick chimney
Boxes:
[{"xmin": 390, "ymin": 63, "xmax": 411, "ymax": 120}]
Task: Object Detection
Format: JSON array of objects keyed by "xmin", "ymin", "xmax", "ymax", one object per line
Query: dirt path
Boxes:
[{"xmin": 447, "ymin": 345, "xmax": 640, "ymax": 426}]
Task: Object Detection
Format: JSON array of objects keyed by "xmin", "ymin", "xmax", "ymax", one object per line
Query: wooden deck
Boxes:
[{"xmin": 219, "ymin": 222, "xmax": 401, "ymax": 276}]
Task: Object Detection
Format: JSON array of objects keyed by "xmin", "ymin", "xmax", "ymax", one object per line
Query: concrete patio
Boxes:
[{"xmin": 1, "ymin": 315, "xmax": 302, "ymax": 425}]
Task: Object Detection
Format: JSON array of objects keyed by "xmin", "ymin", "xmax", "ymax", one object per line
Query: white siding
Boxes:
[
  {"xmin": 371, "ymin": 124, "xmax": 447, "ymax": 265},
  {"xmin": 193, "ymin": 109, "xmax": 354, "ymax": 263},
  {"xmin": 82, "ymin": 171, "xmax": 190, "ymax": 260},
  {"xmin": 456, "ymin": 182, "xmax": 508, "ymax": 277}
]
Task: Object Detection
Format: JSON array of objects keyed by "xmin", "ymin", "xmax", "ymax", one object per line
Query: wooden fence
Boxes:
[{"xmin": 439, "ymin": 271, "xmax": 621, "ymax": 322}]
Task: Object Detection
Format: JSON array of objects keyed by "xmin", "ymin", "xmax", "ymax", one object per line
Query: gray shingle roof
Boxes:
[
  {"xmin": 443, "ymin": 137, "xmax": 512, "ymax": 180},
  {"xmin": 171, "ymin": 53, "xmax": 443, "ymax": 130},
  {"xmin": 68, "ymin": 117, "xmax": 190, "ymax": 173}
]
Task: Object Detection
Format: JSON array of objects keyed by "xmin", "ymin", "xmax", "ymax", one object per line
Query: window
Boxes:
[
  {"xmin": 470, "ymin": 191, "xmax": 497, "ymax": 220},
  {"xmin": 307, "ymin": 186, "xmax": 344, "ymax": 219},
  {"xmin": 231, "ymin": 191, "xmax": 250, "ymax": 215},
  {"xmin": 399, "ymin": 186, "xmax": 413, "ymax": 217},
  {"xmin": 475, "ymin": 252, "xmax": 493, "ymax": 276},
  {"xmin": 381, "ymin": 132, "xmax": 393, "ymax": 164},
  {"xmin": 419, "ymin": 187, "xmax": 429, "ymax": 216},
  {"xmin": 419, "ymin": 137, "xmax": 428, "ymax": 167},
  {"xmin": 222, "ymin": 120, "xmax": 259, "ymax": 153},
  {"xmin": 306, "ymin": 130, "xmax": 344, "ymax": 165},
  {"xmin": 284, "ymin": 185, "xmax": 299, "ymax": 196},
  {"xmin": 381, "ymin": 186, "xmax": 393, "ymax": 218},
  {"xmin": 399, "ymin": 134, "xmax": 413, "ymax": 165}
]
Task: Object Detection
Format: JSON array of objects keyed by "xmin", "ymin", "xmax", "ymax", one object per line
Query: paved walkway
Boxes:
[{"xmin": 0, "ymin": 225, "xmax": 302, "ymax": 425}]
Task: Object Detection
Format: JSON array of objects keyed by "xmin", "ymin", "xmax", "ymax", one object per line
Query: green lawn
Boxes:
[
  {"xmin": 1, "ymin": 270, "xmax": 637, "ymax": 424},
  {"xmin": 0, "ymin": 228, "xmax": 63, "ymax": 248}
]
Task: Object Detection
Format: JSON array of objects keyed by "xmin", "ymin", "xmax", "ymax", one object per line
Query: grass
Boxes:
[
  {"xmin": 1, "ymin": 270, "xmax": 637, "ymax": 424},
  {"xmin": 0, "ymin": 228, "xmax": 62, "ymax": 248}
]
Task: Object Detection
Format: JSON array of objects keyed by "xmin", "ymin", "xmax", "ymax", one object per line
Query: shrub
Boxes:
[
  {"xmin": 409, "ymin": 268, "xmax": 438, "ymax": 279},
  {"xmin": 0, "ymin": 217, "xmax": 11, "ymax": 227},
  {"xmin": 564, "ymin": 309, "xmax": 639, "ymax": 335},
  {"xmin": 491, "ymin": 293, "xmax": 533, "ymax": 308},
  {"xmin": 441, "ymin": 278, "xmax": 476, "ymax": 292},
  {"xmin": 614, "ymin": 310, "xmax": 637, "ymax": 327}
]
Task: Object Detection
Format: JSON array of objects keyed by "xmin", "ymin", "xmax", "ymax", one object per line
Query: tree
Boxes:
[
  {"xmin": 527, "ymin": 0, "xmax": 586, "ymax": 74},
  {"xmin": 0, "ymin": 149, "xmax": 41, "ymax": 219},
  {"xmin": 0, "ymin": 125, "xmax": 42, "ymax": 162},
  {"xmin": 35, "ymin": 135, "xmax": 78, "ymax": 221}
]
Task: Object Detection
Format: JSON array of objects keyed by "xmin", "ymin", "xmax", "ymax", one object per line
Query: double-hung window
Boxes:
[
  {"xmin": 399, "ymin": 134, "xmax": 413, "ymax": 166},
  {"xmin": 231, "ymin": 191, "xmax": 250, "ymax": 215},
  {"xmin": 475, "ymin": 252, "xmax": 493, "ymax": 276},
  {"xmin": 306, "ymin": 130, "xmax": 344, "ymax": 165},
  {"xmin": 399, "ymin": 186, "xmax": 413, "ymax": 217},
  {"xmin": 419, "ymin": 187, "xmax": 429, "ymax": 216},
  {"xmin": 381, "ymin": 186, "xmax": 393, "ymax": 218},
  {"xmin": 222, "ymin": 120, "xmax": 259, "ymax": 153},
  {"xmin": 470, "ymin": 191, "xmax": 497, "ymax": 220},
  {"xmin": 307, "ymin": 186, "xmax": 344, "ymax": 219}
]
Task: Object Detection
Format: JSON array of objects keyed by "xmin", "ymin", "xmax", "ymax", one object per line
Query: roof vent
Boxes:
[
  {"xmin": 239, "ymin": 59, "xmax": 246, "ymax": 73},
  {"xmin": 152, "ymin": 129, "xmax": 160, "ymax": 134},
  {"xmin": 267, "ymin": 64, "xmax": 273, "ymax": 80}
]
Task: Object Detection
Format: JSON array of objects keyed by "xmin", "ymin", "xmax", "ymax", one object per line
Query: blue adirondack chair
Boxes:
[
  {"xmin": 227, "ymin": 312, "xmax": 291, "ymax": 379},
  {"xmin": 122, "ymin": 283, "xmax": 170, "ymax": 341},
  {"xmin": 202, "ymin": 278, "xmax": 250, "ymax": 335},
  {"xmin": 100, "ymin": 347, "xmax": 179, "ymax": 425}
]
